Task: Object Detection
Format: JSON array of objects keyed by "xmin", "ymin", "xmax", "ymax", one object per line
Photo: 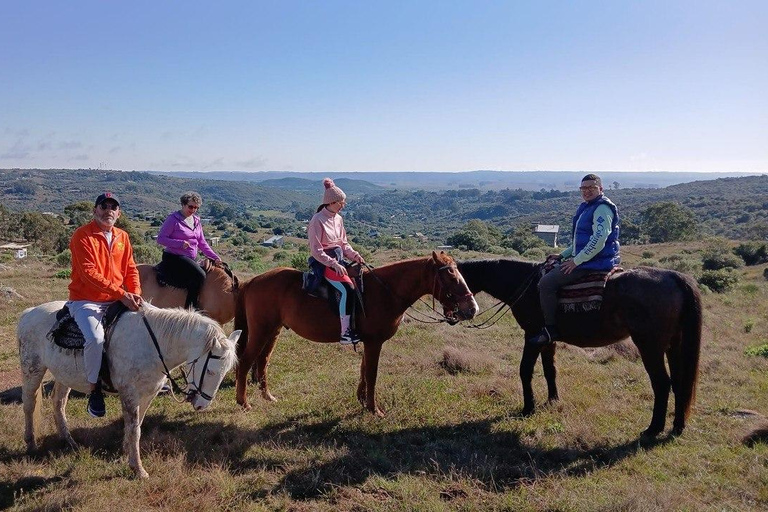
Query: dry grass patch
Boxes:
[{"xmin": 438, "ymin": 345, "xmax": 496, "ymax": 375}]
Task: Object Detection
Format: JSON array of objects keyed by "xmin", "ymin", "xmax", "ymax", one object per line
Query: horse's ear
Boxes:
[
  {"xmin": 432, "ymin": 251, "xmax": 439, "ymax": 263},
  {"xmin": 229, "ymin": 330, "xmax": 242, "ymax": 343}
]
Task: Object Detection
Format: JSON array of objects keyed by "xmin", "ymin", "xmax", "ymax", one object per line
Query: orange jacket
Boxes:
[{"xmin": 68, "ymin": 220, "xmax": 142, "ymax": 302}]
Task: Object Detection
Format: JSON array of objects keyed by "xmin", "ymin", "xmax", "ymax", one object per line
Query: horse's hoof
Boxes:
[
  {"xmin": 134, "ymin": 468, "xmax": 149, "ymax": 479},
  {"xmin": 521, "ymin": 406, "xmax": 535, "ymax": 417},
  {"xmin": 671, "ymin": 425, "xmax": 684, "ymax": 437},
  {"xmin": 262, "ymin": 391, "xmax": 278, "ymax": 402},
  {"xmin": 239, "ymin": 402, "xmax": 252, "ymax": 412},
  {"xmin": 641, "ymin": 427, "xmax": 662, "ymax": 439},
  {"xmin": 373, "ymin": 408, "xmax": 385, "ymax": 418}
]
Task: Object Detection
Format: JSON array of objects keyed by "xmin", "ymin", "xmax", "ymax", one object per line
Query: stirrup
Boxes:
[{"xmin": 527, "ymin": 326, "xmax": 558, "ymax": 346}]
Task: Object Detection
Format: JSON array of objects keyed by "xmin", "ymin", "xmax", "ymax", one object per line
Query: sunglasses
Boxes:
[
  {"xmin": 99, "ymin": 203, "xmax": 119, "ymax": 211},
  {"xmin": 579, "ymin": 185, "xmax": 599, "ymax": 192}
]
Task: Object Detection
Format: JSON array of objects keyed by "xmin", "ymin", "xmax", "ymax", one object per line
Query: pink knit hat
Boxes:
[{"xmin": 322, "ymin": 178, "xmax": 346, "ymax": 204}]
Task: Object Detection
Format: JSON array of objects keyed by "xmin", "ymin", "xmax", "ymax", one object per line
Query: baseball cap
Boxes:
[{"xmin": 94, "ymin": 192, "xmax": 120, "ymax": 207}]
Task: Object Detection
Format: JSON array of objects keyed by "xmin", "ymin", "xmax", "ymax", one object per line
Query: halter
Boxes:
[{"xmin": 141, "ymin": 314, "xmax": 220, "ymax": 403}]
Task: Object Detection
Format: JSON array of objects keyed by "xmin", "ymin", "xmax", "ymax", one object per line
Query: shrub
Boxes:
[
  {"xmin": 521, "ymin": 248, "xmax": 545, "ymax": 261},
  {"xmin": 733, "ymin": 242, "xmax": 768, "ymax": 266},
  {"xmin": 132, "ymin": 244, "xmax": 162, "ymax": 264},
  {"xmin": 290, "ymin": 251, "xmax": 310, "ymax": 270},
  {"xmin": 642, "ymin": 251, "xmax": 655, "ymax": 259},
  {"xmin": 698, "ymin": 269, "xmax": 739, "ymax": 293},
  {"xmin": 764, "ymin": 268, "xmax": 768, "ymax": 281},
  {"xmin": 273, "ymin": 251, "xmax": 288, "ymax": 262},
  {"xmin": 54, "ymin": 269, "xmax": 71, "ymax": 279},
  {"xmin": 56, "ymin": 249, "xmax": 71, "ymax": 268},
  {"xmin": 745, "ymin": 344, "xmax": 768, "ymax": 358},
  {"xmin": 702, "ymin": 253, "xmax": 742, "ymax": 271},
  {"xmin": 659, "ymin": 258, "xmax": 701, "ymax": 275},
  {"xmin": 637, "ymin": 259, "xmax": 658, "ymax": 267}
]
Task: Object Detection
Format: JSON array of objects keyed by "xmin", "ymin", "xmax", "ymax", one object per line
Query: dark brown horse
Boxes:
[
  {"xmin": 457, "ymin": 258, "xmax": 702, "ymax": 437},
  {"xmin": 139, "ymin": 260, "xmax": 239, "ymax": 325},
  {"xmin": 234, "ymin": 251, "xmax": 479, "ymax": 416}
]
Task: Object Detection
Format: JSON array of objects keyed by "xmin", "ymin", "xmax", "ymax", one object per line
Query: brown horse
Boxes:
[
  {"xmin": 139, "ymin": 259, "xmax": 239, "ymax": 325},
  {"xmin": 234, "ymin": 251, "xmax": 479, "ymax": 416},
  {"xmin": 457, "ymin": 258, "xmax": 702, "ymax": 437}
]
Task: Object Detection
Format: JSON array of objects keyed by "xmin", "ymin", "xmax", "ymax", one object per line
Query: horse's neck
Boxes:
[
  {"xmin": 141, "ymin": 313, "xmax": 206, "ymax": 367},
  {"xmin": 464, "ymin": 260, "xmax": 536, "ymax": 301},
  {"xmin": 370, "ymin": 258, "xmax": 433, "ymax": 308}
]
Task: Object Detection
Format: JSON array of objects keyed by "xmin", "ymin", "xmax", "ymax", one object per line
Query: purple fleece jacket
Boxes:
[{"xmin": 157, "ymin": 211, "xmax": 220, "ymax": 260}]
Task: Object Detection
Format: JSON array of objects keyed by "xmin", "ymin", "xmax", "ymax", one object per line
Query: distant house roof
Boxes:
[
  {"xmin": 535, "ymin": 225, "xmax": 559, "ymax": 233},
  {"xmin": 0, "ymin": 242, "xmax": 31, "ymax": 249}
]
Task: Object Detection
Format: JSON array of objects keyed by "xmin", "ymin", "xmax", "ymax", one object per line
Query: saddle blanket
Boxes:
[{"xmin": 557, "ymin": 267, "xmax": 623, "ymax": 313}]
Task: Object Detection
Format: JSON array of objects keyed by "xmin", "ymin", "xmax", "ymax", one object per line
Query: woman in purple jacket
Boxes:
[{"xmin": 157, "ymin": 191, "xmax": 221, "ymax": 308}]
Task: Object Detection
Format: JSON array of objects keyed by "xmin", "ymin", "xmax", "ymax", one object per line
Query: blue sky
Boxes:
[{"xmin": 1, "ymin": 1, "xmax": 766, "ymax": 173}]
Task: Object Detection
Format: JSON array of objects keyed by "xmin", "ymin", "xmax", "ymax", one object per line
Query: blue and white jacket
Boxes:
[{"xmin": 560, "ymin": 195, "xmax": 620, "ymax": 271}]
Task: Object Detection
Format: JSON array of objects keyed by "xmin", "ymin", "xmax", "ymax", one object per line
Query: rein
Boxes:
[
  {"xmin": 141, "ymin": 314, "xmax": 220, "ymax": 403},
  {"xmin": 363, "ymin": 262, "xmax": 470, "ymax": 324},
  {"xmin": 463, "ymin": 263, "xmax": 540, "ymax": 329}
]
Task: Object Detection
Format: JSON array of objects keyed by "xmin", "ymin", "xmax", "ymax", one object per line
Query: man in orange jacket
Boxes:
[{"xmin": 68, "ymin": 192, "xmax": 143, "ymax": 418}]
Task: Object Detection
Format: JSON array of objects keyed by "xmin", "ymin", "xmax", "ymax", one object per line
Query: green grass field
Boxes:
[{"xmin": 1, "ymin": 246, "xmax": 767, "ymax": 511}]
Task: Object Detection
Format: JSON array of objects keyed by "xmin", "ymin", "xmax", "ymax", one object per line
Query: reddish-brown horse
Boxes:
[
  {"xmin": 139, "ymin": 260, "xmax": 239, "ymax": 325},
  {"xmin": 234, "ymin": 251, "xmax": 479, "ymax": 415},
  {"xmin": 458, "ymin": 259, "xmax": 702, "ymax": 437}
]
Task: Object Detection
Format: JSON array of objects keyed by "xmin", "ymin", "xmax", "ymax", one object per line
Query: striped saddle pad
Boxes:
[{"xmin": 557, "ymin": 267, "xmax": 622, "ymax": 313}]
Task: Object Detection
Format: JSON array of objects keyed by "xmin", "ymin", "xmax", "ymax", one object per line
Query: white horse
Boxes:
[{"xmin": 18, "ymin": 301, "xmax": 240, "ymax": 479}]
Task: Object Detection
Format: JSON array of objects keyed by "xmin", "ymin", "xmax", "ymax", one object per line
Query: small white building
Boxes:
[
  {"xmin": 534, "ymin": 225, "xmax": 560, "ymax": 247},
  {"xmin": 0, "ymin": 242, "xmax": 30, "ymax": 259},
  {"xmin": 209, "ymin": 236, "xmax": 220, "ymax": 246},
  {"xmin": 261, "ymin": 235, "xmax": 284, "ymax": 248}
]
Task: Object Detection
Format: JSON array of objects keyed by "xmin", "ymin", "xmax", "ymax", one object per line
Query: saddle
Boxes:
[
  {"xmin": 557, "ymin": 267, "xmax": 623, "ymax": 313},
  {"xmin": 154, "ymin": 257, "xmax": 216, "ymax": 289},
  {"xmin": 301, "ymin": 257, "xmax": 365, "ymax": 328},
  {"xmin": 46, "ymin": 301, "xmax": 130, "ymax": 392}
]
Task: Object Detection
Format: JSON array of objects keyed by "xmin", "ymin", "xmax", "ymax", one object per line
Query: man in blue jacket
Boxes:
[{"xmin": 528, "ymin": 174, "xmax": 620, "ymax": 346}]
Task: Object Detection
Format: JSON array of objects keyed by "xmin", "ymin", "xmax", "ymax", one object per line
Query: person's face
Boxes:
[
  {"xmin": 579, "ymin": 180, "xmax": 602, "ymax": 201},
  {"xmin": 327, "ymin": 199, "xmax": 346, "ymax": 213},
  {"xmin": 182, "ymin": 202, "xmax": 201, "ymax": 217},
  {"xmin": 93, "ymin": 200, "xmax": 120, "ymax": 230}
]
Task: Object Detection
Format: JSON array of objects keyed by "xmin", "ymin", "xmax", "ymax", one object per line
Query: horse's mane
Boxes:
[{"xmin": 140, "ymin": 306, "xmax": 237, "ymax": 370}]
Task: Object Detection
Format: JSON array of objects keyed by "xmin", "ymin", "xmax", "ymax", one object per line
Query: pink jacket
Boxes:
[{"xmin": 307, "ymin": 208, "xmax": 361, "ymax": 268}]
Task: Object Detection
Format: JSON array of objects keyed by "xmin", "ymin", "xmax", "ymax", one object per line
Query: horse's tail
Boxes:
[
  {"xmin": 675, "ymin": 272, "xmax": 702, "ymax": 423},
  {"xmin": 234, "ymin": 280, "xmax": 249, "ymax": 361}
]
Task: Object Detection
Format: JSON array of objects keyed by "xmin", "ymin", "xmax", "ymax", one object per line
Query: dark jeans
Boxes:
[
  {"xmin": 162, "ymin": 252, "xmax": 206, "ymax": 308},
  {"xmin": 538, "ymin": 265, "xmax": 591, "ymax": 326}
]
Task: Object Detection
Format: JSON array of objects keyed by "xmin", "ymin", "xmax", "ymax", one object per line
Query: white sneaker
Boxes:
[{"xmin": 340, "ymin": 329, "xmax": 361, "ymax": 345}]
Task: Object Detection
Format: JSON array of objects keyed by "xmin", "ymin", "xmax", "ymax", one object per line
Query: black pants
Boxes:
[{"xmin": 161, "ymin": 252, "xmax": 206, "ymax": 308}]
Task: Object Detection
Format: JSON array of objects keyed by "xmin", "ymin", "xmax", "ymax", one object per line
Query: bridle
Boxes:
[
  {"xmin": 364, "ymin": 262, "xmax": 474, "ymax": 324},
  {"xmin": 141, "ymin": 315, "xmax": 223, "ymax": 403}
]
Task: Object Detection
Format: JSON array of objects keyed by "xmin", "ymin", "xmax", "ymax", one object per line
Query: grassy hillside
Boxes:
[{"xmin": 0, "ymin": 245, "xmax": 766, "ymax": 510}]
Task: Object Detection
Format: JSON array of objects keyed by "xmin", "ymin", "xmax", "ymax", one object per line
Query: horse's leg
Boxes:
[
  {"xmin": 120, "ymin": 394, "xmax": 149, "ymax": 479},
  {"xmin": 236, "ymin": 324, "xmax": 277, "ymax": 410},
  {"xmin": 362, "ymin": 341, "xmax": 385, "ymax": 417},
  {"xmin": 541, "ymin": 343, "xmax": 559, "ymax": 404},
  {"xmin": 137, "ymin": 393, "xmax": 155, "ymax": 426},
  {"xmin": 357, "ymin": 350, "xmax": 367, "ymax": 406},
  {"xmin": 51, "ymin": 381, "xmax": 76, "ymax": 450},
  {"xmin": 254, "ymin": 327, "xmax": 281, "ymax": 402},
  {"xmin": 519, "ymin": 339, "xmax": 541, "ymax": 416},
  {"xmin": 637, "ymin": 342, "xmax": 671, "ymax": 437},
  {"xmin": 22, "ymin": 367, "xmax": 46, "ymax": 453},
  {"xmin": 666, "ymin": 334, "xmax": 686, "ymax": 435}
]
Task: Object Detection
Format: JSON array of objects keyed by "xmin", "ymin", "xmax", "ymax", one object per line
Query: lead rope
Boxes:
[
  {"xmin": 141, "ymin": 315, "xmax": 192, "ymax": 403},
  {"xmin": 463, "ymin": 264, "xmax": 541, "ymax": 329},
  {"xmin": 362, "ymin": 263, "xmax": 456, "ymax": 324}
]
